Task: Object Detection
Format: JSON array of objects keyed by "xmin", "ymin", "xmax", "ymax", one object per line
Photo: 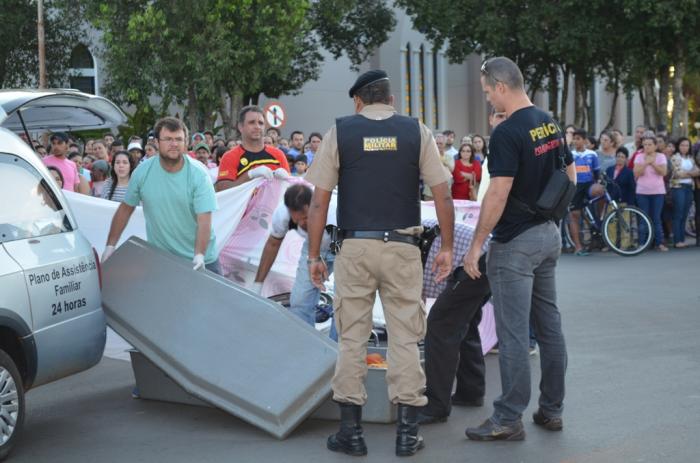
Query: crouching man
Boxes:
[{"xmin": 253, "ymin": 183, "xmax": 337, "ymax": 326}]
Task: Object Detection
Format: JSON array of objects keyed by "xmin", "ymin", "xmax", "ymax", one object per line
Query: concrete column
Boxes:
[
  {"xmin": 424, "ymin": 49, "xmax": 435, "ymax": 130},
  {"xmin": 411, "ymin": 49, "xmax": 422, "ymax": 122}
]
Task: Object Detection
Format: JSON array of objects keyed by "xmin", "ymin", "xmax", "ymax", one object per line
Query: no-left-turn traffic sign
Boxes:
[{"xmin": 263, "ymin": 101, "xmax": 286, "ymax": 129}]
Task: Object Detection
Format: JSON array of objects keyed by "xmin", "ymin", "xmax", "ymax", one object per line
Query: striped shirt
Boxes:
[
  {"xmin": 100, "ymin": 178, "xmax": 129, "ymax": 202},
  {"xmin": 422, "ymin": 219, "xmax": 490, "ymax": 299}
]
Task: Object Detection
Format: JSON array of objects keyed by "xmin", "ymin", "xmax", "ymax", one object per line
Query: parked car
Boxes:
[{"xmin": 0, "ymin": 89, "xmax": 126, "ymax": 459}]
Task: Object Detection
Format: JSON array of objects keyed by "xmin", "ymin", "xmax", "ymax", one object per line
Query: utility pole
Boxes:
[{"xmin": 38, "ymin": 0, "xmax": 46, "ymax": 88}]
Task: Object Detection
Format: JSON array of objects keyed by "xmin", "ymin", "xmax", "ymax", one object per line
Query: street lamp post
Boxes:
[{"xmin": 38, "ymin": 0, "xmax": 46, "ymax": 89}]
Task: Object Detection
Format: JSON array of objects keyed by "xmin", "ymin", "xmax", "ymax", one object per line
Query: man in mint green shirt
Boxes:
[{"xmin": 103, "ymin": 117, "xmax": 219, "ymax": 273}]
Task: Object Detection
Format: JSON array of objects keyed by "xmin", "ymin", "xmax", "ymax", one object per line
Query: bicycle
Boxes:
[
  {"xmin": 686, "ymin": 202, "xmax": 696, "ymax": 238},
  {"xmin": 561, "ymin": 174, "xmax": 654, "ymax": 256}
]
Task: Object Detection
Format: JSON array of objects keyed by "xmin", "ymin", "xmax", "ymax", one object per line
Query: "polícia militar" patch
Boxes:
[{"xmin": 363, "ymin": 136, "xmax": 398, "ymax": 152}]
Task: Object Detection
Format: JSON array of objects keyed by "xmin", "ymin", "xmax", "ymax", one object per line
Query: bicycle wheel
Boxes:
[
  {"xmin": 686, "ymin": 202, "xmax": 696, "ymax": 238},
  {"xmin": 602, "ymin": 206, "xmax": 653, "ymax": 256}
]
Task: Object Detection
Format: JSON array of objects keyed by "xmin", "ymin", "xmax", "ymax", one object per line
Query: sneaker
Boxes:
[
  {"xmin": 574, "ymin": 249, "xmax": 590, "ymax": 256},
  {"xmin": 532, "ymin": 409, "xmax": 563, "ymax": 431},
  {"xmin": 529, "ymin": 345, "xmax": 538, "ymax": 356},
  {"xmin": 451, "ymin": 395, "xmax": 484, "ymax": 407},
  {"xmin": 131, "ymin": 386, "xmax": 140, "ymax": 399},
  {"xmin": 465, "ymin": 417, "xmax": 525, "ymax": 441},
  {"xmin": 657, "ymin": 244, "xmax": 669, "ymax": 252}
]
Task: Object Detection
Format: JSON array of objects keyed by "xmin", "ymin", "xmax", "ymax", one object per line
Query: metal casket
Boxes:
[{"xmin": 101, "ymin": 237, "xmax": 337, "ymax": 439}]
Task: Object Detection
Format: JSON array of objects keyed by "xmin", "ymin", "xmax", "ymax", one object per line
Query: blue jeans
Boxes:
[
  {"xmin": 636, "ymin": 194, "xmax": 665, "ymax": 246},
  {"xmin": 487, "ymin": 222, "xmax": 567, "ymax": 425},
  {"xmin": 289, "ymin": 241, "xmax": 335, "ymax": 327},
  {"xmin": 671, "ymin": 186, "xmax": 693, "ymax": 244}
]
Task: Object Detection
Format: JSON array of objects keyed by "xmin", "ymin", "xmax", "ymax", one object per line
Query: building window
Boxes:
[
  {"xmin": 404, "ymin": 43, "xmax": 412, "ymax": 116},
  {"xmin": 432, "ymin": 51, "xmax": 439, "ymax": 129},
  {"xmin": 419, "ymin": 45, "xmax": 425, "ymax": 123},
  {"xmin": 69, "ymin": 44, "xmax": 96, "ymax": 94}
]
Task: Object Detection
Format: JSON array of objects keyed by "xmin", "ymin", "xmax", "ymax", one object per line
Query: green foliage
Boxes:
[
  {"xmin": 0, "ymin": 0, "xmax": 85, "ymax": 88},
  {"xmin": 398, "ymin": 0, "xmax": 700, "ymax": 132},
  {"xmin": 79, "ymin": 0, "xmax": 394, "ymax": 133},
  {"xmin": 312, "ymin": 0, "xmax": 396, "ymax": 70}
]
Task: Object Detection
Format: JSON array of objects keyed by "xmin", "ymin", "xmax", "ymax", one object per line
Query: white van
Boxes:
[{"xmin": 0, "ymin": 89, "xmax": 126, "ymax": 459}]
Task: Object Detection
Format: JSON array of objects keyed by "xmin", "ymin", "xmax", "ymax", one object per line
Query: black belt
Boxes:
[{"xmin": 340, "ymin": 230, "xmax": 420, "ymax": 247}]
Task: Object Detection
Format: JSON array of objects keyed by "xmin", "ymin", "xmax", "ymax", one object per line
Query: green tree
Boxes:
[
  {"xmin": 80, "ymin": 0, "xmax": 396, "ymax": 137},
  {"xmin": 398, "ymin": 0, "xmax": 700, "ymax": 135},
  {"xmin": 0, "ymin": 0, "xmax": 85, "ymax": 88}
]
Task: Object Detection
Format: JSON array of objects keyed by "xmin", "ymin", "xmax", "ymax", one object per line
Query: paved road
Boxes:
[{"xmin": 16, "ymin": 248, "xmax": 700, "ymax": 463}]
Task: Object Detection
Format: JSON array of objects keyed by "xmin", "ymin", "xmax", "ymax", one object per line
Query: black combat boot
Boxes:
[
  {"xmin": 327, "ymin": 402, "xmax": 367, "ymax": 456},
  {"xmin": 396, "ymin": 404, "xmax": 425, "ymax": 457}
]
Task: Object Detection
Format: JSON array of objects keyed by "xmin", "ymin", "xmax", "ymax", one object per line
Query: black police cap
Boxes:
[{"xmin": 348, "ymin": 70, "xmax": 389, "ymax": 98}]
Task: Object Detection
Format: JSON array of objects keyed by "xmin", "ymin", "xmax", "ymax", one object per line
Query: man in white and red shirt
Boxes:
[{"xmin": 43, "ymin": 132, "xmax": 80, "ymax": 192}]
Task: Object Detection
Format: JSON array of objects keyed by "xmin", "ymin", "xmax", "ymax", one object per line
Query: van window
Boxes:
[{"xmin": 0, "ymin": 153, "xmax": 72, "ymax": 243}]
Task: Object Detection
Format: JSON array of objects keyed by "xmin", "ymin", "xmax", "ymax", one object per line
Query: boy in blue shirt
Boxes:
[{"xmin": 569, "ymin": 129, "xmax": 604, "ymax": 256}]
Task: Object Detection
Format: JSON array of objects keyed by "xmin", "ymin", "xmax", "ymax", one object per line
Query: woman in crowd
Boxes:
[
  {"xmin": 47, "ymin": 166, "xmax": 64, "ymax": 189},
  {"xmin": 101, "ymin": 150, "xmax": 134, "ymax": 202},
  {"xmin": 451, "ymin": 143, "xmax": 481, "ymax": 200},
  {"xmin": 605, "ymin": 147, "xmax": 635, "ymax": 205},
  {"xmin": 634, "ymin": 135, "xmax": 668, "ymax": 251},
  {"xmin": 669, "ymin": 137, "xmax": 700, "ymax": 248},
  {"xmin": 471, "ymin": 134, "xmax": 488, "ymax": 162},
  {"xmin": 597, "ymin": 131, "xmax": 617, "ymax": 172}
]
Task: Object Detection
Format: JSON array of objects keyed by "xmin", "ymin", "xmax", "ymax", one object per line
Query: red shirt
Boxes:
[
  {"xmin": 628, "ymin": 149, "xmax": 643, "ymax": 169},
  {"xmin": 217, "ymin": 145, "xmax": 289, "ymax": 182},
  {"xmin": 451, "ymin": 159, "xmax": 482, "ymax": 200}
]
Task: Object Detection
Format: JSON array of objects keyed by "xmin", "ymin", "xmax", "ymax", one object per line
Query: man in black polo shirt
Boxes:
[{"xmin": 462, "ymin": 57, "xmax": 576, "ymax": 441}]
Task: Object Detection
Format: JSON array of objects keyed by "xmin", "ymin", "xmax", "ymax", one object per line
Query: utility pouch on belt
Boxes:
[
  {"xmin": 419, "ymin": 224, "xmax": 441, "ymax": 268},
  {"xmin": 326, "ymin": 225, "xmax": 341, "ymax": 255}
]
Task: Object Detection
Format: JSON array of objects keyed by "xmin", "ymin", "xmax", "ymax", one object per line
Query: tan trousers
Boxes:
[{"xmin": 331, "ymin": 238, "xmax": 428, "ymax": 407}]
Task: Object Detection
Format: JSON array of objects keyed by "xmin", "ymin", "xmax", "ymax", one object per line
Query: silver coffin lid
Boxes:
[{"xmin": 101, "ymin": 237, "xmax": 337, "ymax": 439}]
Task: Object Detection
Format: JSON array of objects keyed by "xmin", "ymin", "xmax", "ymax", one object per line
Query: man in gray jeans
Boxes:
[{"xmin": 462, "ymin": 56, "xmax": 576, "ymax": 441}]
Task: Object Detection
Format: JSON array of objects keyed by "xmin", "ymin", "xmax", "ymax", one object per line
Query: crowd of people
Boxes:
[
  {"xmin": 29, "ymin": 100, "xmax": 700, "ymax": 257},
  {"xmin": 560, "ymin": 123, "xmax": 700, "ymax": 252}
]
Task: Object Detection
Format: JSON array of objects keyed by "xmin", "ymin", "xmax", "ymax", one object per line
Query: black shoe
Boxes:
[
  {"xmin": 451, "ymin": 395, "xmax": 484, "ymax": 407},
  {"xmin": 416, "ymin": 408, "xmax": 448, "ymax": 425},
  {"xmin": 465, "ymin": 417, "xmax": 525, "ymax": 441},
  {"xmin": 396, "ymin": 404, "xmax": 425, "ymax": 456},
  {"xmin": 327, "ymin": 402, "xmax": 368, "ymax": 456},
  {"xmin": 532, "ymin": 409, "xmax": 563, "ymax": 431}
]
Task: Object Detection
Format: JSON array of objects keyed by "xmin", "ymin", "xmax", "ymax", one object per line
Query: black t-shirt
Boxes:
[{"xmin": 488, "ymin": 106, "xmax": 574, "ymax": 243}]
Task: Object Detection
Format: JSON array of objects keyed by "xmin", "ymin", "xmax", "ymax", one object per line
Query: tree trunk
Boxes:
[
  {"xmin": 548, "ymin": 66, "xmax": 560, "ymax": 122},
  {"xmin": 186, "ymin": 84, "xmax": 199, "ymax": 134},
  {"xmin": 559, "ymin": 66, "xmax": 570, "ymax": 126},
  {"xmin": 218, "ymin": 91, "xmax": 233, "ymax": 139},
  {"xmin": 574, "ymin": 75, "xmax": 588, "ymax": 129},
  {"xmin": 641, "ymin": 79, "xmax": 658, "ymax": 129},
  {"xmin": 227, "ymin": 92, "xmax": 243, "ymax": 139},
  {"xmin": 671, "ymin": 60, "xmax": 687, "ymax": 138},
  {"xmin": 657, "ymin": 65, "xmax": 670, "ymax": 132},
  {"xmin": 605, "ymin": 77, "xmax": 620, "ymax": 131}
]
